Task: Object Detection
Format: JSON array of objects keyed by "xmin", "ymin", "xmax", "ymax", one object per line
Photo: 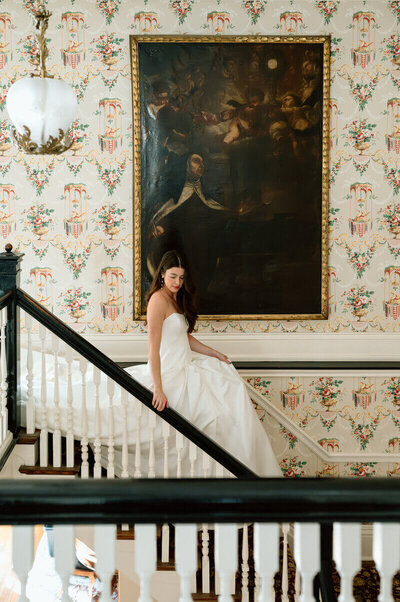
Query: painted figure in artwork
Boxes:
[
  {"xmin": 138, "ymin": 41, "xmax": 325, "ymax": 315},
  {"xmin": 147, "ymin": 153, "xmax": 229, "ymax": 309}
]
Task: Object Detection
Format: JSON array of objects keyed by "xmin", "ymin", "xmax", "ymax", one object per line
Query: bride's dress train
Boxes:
[{"xmin": 19, "ymin": 313, "xmax": 281, "ymax": 477}]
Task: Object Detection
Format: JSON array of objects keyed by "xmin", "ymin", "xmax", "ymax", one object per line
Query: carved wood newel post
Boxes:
[{"xmin": 0, "ymin": 243, "xmax": 24, "ymax": 432}]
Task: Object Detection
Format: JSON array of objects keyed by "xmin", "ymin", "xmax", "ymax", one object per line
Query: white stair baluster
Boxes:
[
  {"xmin": 93, "ymin": 366, "xmax": 102, "ymax": 478},
  {"xmin": 25, "ymin": 312, "xmax": 34, "ymax": 435},
  {"xmin": 189, "ymin": 441, "xmax": 197, "ymax": 477},
  {"xmin": 294, "ymin": 523, "xmax": 320, "ymax": 602},
  {"xmin": 161, "ymin": 523, "xmax": 170, "ymax": 563},
  {"xmin": 121, "ymin": 388, "xmax": 129, "ymax": 478},
  {"xmin": 333, "ymin": 523, "xmax": 361, "ymax": 602},
  {"xmin": 241, "ymin": 523, "xmax": 250, "ymax": 602},
  {"xmin": 79, "ymin": 357, "xmax": 89, "ymax": 478},
  {"xmin": 201, "ymin": 524, "xmax": 211, "ymax": 594},
  {"xmin": 134, "ymin": 399, "xmax": 142, "ymax": 477},
  {"xmin": 107, "ymin": 377, "xmax": 115, "ymax": 478},
  {"xmin": 282, "ymin": 523, "xmax": 290, "ymax": 602},
  {"xmin": 12, "ymin": 526, "xmax": 34, "ymax": 602},
  {"xmin": 215, "ymin": 524, "xmax": 238, "ymax": 602},
  {"xmin": 65, "ymin": 345, "xmax": 74, "ymax": 468},
  {"xmin": 254, "ymin": 573, "xmax": 261, "ymax": 600},
  {"xmin": 161, "ymin": 420, "xmax": 171, "ymax": 562},
  {"xmin": 176, "ymin": 431, "xmax": 184, "ymax": 478},
  {"xmin": 54, "ymin": 525, "xmax": 75, "ymax": 601},
  {"xmin": 148, "ymin": 408, "xmax": 156, "ymax": 478},
  {"xmin": 52, "ymin": 334, "xmax": 61, "ymax": 468},
  {"xmin": 202, "ymin": 451, "xmax": 210, "ymax": 478},
  {"xmin": 135, "ymin": 524, "xmax": 157, "ymax": 602},
  {"xmin": 254, "ymin": 523, "xmax": 279, "ymax": 602},
  {"xmin": 175, "ymin": 524, "xmax": 198, "ymax": 602},
  {"xmin": 0, "ymin": 308, "xmax": 8, "ymax": 443},
  {"xmin": 373, "ymin": 523, "xmax": 400, "ymax": 602},
  {"xmin": 95, "ymin": 524, "xmax": 116, "ymax": 602},
  {"xmin": 216, "ymin": 462, "xmax": 224, "ymax": 478},
  {"xmin": 162, "ymin": 420, "xmax": 170, "ymax": 478},
  {"xmin": 38, "ymin": 323, "xmax": 48, "ymax": 467},
  {"xmin": 295, "ymin": 564, "xmax": 301, "ymax": 599}
]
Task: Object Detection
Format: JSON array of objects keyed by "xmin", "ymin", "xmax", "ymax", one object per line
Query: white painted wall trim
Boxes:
[
  {"xmin": 245, "ymin": 379, "xmax": 400, "ymax": 464},
  {"xmin": 21, "ymin": 332, "xmax": 400, "ymax": 363}
]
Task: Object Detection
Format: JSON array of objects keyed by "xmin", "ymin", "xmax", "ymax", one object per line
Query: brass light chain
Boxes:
[{"xmin": 32, "ymin": 5, "xmax": 52, "ymax": 78}]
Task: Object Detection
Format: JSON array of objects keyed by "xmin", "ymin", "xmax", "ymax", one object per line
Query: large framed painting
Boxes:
[{"xmin": 130, "ymin": 35, "xmax": 330, "ymax": 320}]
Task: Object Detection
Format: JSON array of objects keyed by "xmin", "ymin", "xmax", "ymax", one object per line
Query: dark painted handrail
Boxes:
[
  {"xmin": 1, "ymin": 477, "xmax": 400, "ymax": 524},
  {"xmin": 16, "ymin": 288, "xmax": 255, "ymax": 478},
  {"xmin": 0, "ymin": 289, "xmax": 13, "ymax": 311}
]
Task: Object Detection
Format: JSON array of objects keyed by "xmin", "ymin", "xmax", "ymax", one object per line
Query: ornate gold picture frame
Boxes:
[{"xmin": 130, "ymin": 35, "xmax": 330, "ymax": 320}]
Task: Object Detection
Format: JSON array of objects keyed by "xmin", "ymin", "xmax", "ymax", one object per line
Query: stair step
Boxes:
[
  {"xmin": 192, "ymin": 593, "xmax": 228, "ymax": 602},
  {"xmin": 16, "ymin": 428, "xmax": 40, "ymax": 445},
  {"xmin": 192, "ymin": 595, "xmax": 241, "ymax": 601},
  {"xmin": 156, "ymin": 560, "xmax": 175, "ymax": 572},
  {"xmin": 116, "ymin": 526, "xmax": 134, "ymax": 540},
  {"xmin": 19, "ymin": 464, "xmax": 80, "ymax": 476}
]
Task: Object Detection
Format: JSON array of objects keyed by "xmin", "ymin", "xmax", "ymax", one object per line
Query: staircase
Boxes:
[{"xmin": 0, "ymin": 246, "xmax": 285, "ymax": 600}]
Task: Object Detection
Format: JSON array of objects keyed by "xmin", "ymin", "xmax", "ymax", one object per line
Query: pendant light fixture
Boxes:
[{"xmin": 6, "ymin": 5, "xmax": 78, "ymax": 154}]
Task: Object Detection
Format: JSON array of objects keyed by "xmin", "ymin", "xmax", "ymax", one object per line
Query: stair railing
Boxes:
[
  {"xmin": 16, "ymin": 287, "xmax": 256, "ymax": 479},
  {"xmin": 0, "ymin": 244, "xmax": 341, "ymax": 601},
  {"xmin": 0, "ymin": 243, "xmax": 255, "ymax": 480},
  {"xmin": 0, "ymin": 244, "xmax": 261, "ymax": 599},
  {"xmin": 3, "ymin": 477, "xmax": 400, "ymax": 602}
]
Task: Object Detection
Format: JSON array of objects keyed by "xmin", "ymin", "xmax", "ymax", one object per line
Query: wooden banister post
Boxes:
[
  {"xmin": 0, "ymin": 243, "xmax": 24, "ymax": 433},
  {"xmin": 0, "ymin": 243, "xmax": 24, "ymax": 297}
]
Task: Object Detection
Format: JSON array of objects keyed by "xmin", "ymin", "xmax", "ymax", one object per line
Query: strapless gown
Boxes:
[
  {"xmin": 19, "ymin": 313, "xmax": 281, "ymax": 477},
  {"xmin": 123, "ymin": 313, "xmax": 281, "ymax": 477}
]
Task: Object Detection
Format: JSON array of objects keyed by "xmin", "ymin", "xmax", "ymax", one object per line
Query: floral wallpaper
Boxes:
[
  {"xmin": 250, "ymin": 374, "xmax": 400, "ymax": 477},
  {"xmin": 0, "ymin": 0, "xmax": 398, "ymax": 335}
]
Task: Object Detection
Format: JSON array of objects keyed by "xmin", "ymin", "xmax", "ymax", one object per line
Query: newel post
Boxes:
[{"xmin": 0, "ymin": 243, "xmax": 24, "ymax": 433}]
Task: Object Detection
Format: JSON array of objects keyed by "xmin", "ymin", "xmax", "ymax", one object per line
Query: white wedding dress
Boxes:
[
  {"xmin": 122, "ymin": 312, "xmax": 281, "ymax": 477},
  {"xmin": 19, "ymin": 312, "xmax": 281, "ymax": 477}
]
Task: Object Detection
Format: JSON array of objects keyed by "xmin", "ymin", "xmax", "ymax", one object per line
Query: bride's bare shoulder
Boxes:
[{"xmin": 147, "ymin": 291, "xmax": 168, "ymax": 317}]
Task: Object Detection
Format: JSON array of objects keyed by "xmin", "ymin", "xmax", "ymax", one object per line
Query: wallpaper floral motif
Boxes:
[
  {"xmin": 0, "ymin": 0, "xmax": 399, "ymax": 337},
  {"xmin": 250, "ymin": 374, "xmax": 400, "ymax": 477}
]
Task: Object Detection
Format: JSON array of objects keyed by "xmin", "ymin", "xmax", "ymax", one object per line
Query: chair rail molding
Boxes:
[{"xmin": 22, "ymin": 331, "xmax": 400, "ymax": 363}]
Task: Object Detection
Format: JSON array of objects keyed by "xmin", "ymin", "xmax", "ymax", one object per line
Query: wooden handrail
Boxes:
[
  {"xmin": 1, "ymin": 477, "xmax": 400, "ymax": 524},
  {"xmin": 0, "ymin": 289, "xmax": 14, "ymax": 311}
]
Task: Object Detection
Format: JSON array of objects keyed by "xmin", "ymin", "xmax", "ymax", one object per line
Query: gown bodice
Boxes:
[{"xmin": 159, "ymin": 313, "xmax": 192, "ymax": 373}]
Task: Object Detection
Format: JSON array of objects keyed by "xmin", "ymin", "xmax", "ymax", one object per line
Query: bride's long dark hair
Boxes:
[{"xmin": 146, "ymin": 250, "xmax": 198, "ymax": 333}]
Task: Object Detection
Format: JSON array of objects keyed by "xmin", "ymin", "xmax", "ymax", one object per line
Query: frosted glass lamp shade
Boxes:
[{"xmin": 6, "ymin": 77, "xmax": 78, "ymax": 152}]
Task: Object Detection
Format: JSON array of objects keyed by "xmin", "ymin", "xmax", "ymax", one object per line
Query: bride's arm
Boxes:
[
  {"xmin": 147, "ymin": 294, "xmax": 168, "ymax": 411},
  {"xmin": 188, "ymin": 334, "xmax": 230, "ymax": 364}
]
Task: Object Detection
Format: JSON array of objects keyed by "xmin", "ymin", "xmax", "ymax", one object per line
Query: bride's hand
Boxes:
[
  {"xmin": 152, "ymin": 388, "xmax": 169, "ymax": 411},
  {"xmin": 215, "ymin": 351, "xmax": 230, "ymax": 364}
]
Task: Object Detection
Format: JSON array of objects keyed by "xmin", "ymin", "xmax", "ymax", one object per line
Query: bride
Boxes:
[{"xmin": 125, "ymin": 250, "xmax": 281, "ymax": 477}]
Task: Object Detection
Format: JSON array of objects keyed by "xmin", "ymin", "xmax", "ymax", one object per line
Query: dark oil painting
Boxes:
[{"xmin": 132, "ymin": 37, "xmax": 329, "ymax": 319}]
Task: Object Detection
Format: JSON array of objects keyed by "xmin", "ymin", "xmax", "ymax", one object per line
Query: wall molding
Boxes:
[{"xmin": 58, "ymin": 332, "xmax": 400, "ymax": 363}]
